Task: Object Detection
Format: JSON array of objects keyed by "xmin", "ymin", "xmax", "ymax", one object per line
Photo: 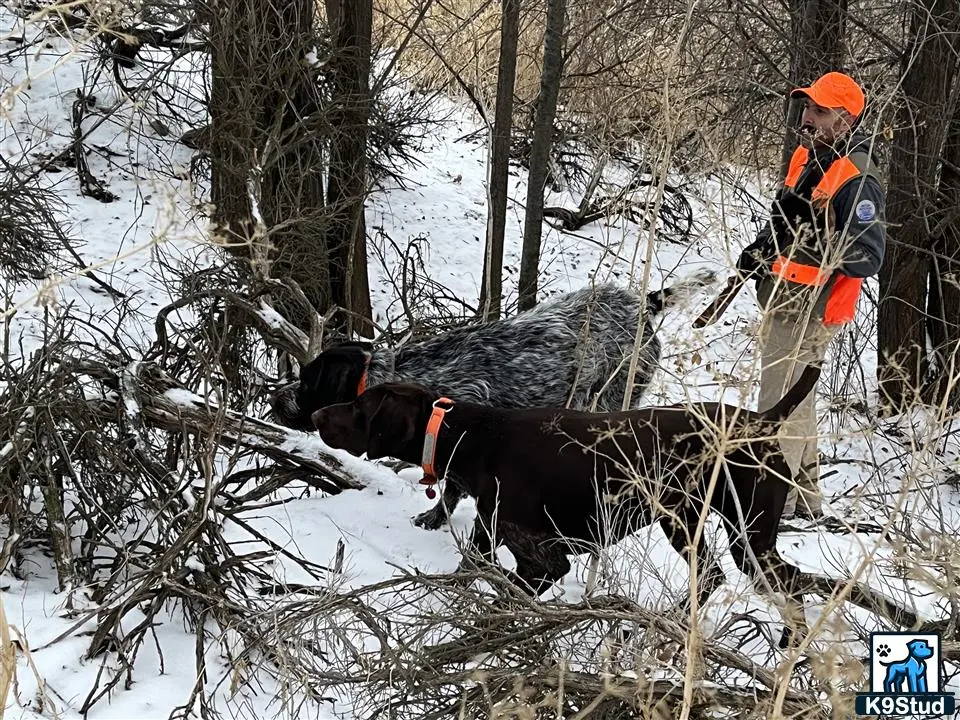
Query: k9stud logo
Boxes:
[{"xmin": 855, "ymin": 632, "xmax": 956, "ymax": 717}]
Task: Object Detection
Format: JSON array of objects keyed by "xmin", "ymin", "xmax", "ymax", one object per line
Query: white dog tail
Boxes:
[{"xmin": 646, "ymin": 268, "xmax": 718, "ymax": 316}]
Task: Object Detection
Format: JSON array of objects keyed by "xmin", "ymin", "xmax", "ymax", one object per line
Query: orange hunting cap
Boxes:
[{"xmin": 790, "ymin": 71, "xmax": 865, "ymax": 117}]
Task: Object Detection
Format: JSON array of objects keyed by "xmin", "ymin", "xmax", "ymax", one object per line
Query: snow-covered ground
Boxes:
[{"xmin": 3, "ymin": 8, "xmax": 959, "ymax": 720}]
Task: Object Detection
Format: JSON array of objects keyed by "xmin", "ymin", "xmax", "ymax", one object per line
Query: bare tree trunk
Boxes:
[
  {"xmin": 479, "ymin": 0, "xmax": 520, "ymax": 322},
  {"xmin": 39, "ymin": 451, "xmax": 74, "ymax": 593},
  {"xmin": 517, "ymin": 0, "xmax": 566, "ymax": 312},
  {"xmin": 926, "ymin": 74, "xmax": 960, "ymax": 407},
  {"xmin": 208, "ymin": 0, "xmax": 334, "ymax": 332},
  {"xmin": 263, "ymin": 0, "xmax": 335, "ymax": 330},
  {"xmin": 208, "ymin": 0, "xmax": 255, "ymax": 249},
  {"xmin": 778, "ymin": 0, "xmax": 848, "ymax": 182},
  {"xmin": 878, "ymin": 0, "xmax": 959, "ymax": 411},
  {"xmin": 325, "ymin": 0, "xmax": 375, "ymax": 338}
]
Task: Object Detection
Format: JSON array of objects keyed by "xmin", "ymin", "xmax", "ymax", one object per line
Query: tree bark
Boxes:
[
  {"xmin": 263, "ymin": 0, "xmax": 336, "ymax": 331},
  {"xmin": 479, "ymin": 0, "xmax": 521, "ymax": 321},
  {"xmin": 325, "ymin": 0, "xmax": 375, "ymax": 338},
  {"xmin": 517, "ymin": 0, "xmax": 566, "ymax": 312},
  {"xmin": 878, "ymin": 0, "xmax": 960, "ymax": 410},
  {"xmin": 208, "ymin": 0, "xmax": 256, "ymax": 249},
  {"xmin": 778, "ymin": 0, "xmax": 848, "ymax": 182},
  {"xmin": 208, "ymin": 0, "xmax": 335, "ymax": 333},
  {"xmin": 926, "ymin": 70, "xmax": 960, "ymax": 407}
]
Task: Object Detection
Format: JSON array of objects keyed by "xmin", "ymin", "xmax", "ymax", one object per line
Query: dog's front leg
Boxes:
[
  {"xmin": 455, "ymin": 513, "xmax": 498, "ymax": 576},
  {"xmin": 751, "ymin": 549, "xmax": 810, "ymax": 649},
  {"xmin": 414, "ymin": 479, "xmax": 467, "ymax": 530},
  {"xmin": 503, "ymin": 527, "xmax": 572, "ymax": 598},
  {"xmin": 659, "ymin": 513, "xmax": 726, "ymax": 616}
]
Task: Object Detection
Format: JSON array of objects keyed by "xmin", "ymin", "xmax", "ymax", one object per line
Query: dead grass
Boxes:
[
  {"xmin": 371, "ymin": 0, "xmax": 906, "ymax": 178},
  {"xmin": 0, "ymin": 594, "xmax": 12, "ymax": 720},
  {"xmin": 372, "ymin": 0, "xmax": 794, "ymax": 171}
]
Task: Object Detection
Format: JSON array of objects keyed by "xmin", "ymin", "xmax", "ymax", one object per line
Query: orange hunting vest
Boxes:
[{"xmin": 772, "ymin": 145, "xmax": 869, "ymax": 325}]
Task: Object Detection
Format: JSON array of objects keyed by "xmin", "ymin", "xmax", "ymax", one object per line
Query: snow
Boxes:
[
  {"xmin": 162, "ymin": 387, "xmax": 204, "ymax": 407},
  {"xmin": 256, "ymin": 300, "xmax": 288, "ymax": 332},
  {"xmin": 2, "ymin": 6, "xmax": 960, "ymax": 720}
]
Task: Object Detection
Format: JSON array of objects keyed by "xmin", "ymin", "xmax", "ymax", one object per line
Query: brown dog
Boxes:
[{"xmin": 311, "ymin": 365, "xmax": 823, "ymax": 647}]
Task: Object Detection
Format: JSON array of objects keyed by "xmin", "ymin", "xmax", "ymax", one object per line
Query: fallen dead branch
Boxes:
[
  {"xmin": 0, "ymin": 305, "xmax": 355, "ymax": 715},
  {"xmin": 796, "ymin": 571, "xmax": 954, "ymax": 637},
  {"xmin": 79, "ymin": 359, "xmax": 364, "ymax": 495},
  {"xmin": 250, "ymin": 569, "xmax": 829, "ymax": 720}
]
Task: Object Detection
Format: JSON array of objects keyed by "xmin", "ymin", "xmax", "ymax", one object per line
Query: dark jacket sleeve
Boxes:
[
  {"xmin": 832, "ymin": 175, "xmax": 886, "ymax": 278},
  {"xmin": 755, "ymin": 220, "xmax": 773, "ymax": 248}
]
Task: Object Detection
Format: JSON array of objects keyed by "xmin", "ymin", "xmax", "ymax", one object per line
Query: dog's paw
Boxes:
[
  {"xmin": 877, "ymin": 643, "xmax": 892, "ymax": 658},
  {"xmin": 413, "ymin": 507, "xmax": 446, "ymax": 530}
]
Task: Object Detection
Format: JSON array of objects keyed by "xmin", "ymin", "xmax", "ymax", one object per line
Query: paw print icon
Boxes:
[{"xmin": 876, "ymin": 643, "xmax": 891, "ymax": 658}]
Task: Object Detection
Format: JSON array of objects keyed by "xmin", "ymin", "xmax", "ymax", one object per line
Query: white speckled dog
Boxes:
[{"xmin": 270, "ymin": 271, "xmax": 716, "ymax": 529}]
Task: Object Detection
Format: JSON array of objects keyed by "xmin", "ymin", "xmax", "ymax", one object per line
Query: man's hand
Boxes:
[{"xmin": 736, "ymin": 228, "xmax": 774, "ymax": 277}]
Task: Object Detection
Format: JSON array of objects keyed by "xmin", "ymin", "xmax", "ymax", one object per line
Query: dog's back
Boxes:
[
  {"xmin": 391, "ymin": 284, "xmax": 654, "ymax": 412},
  {"xmin": 438, "ymin": 362, "xmax": 820, "ymax": 546},
  {"xmin": 393, "ymin": 275, "xmax": 714, "ymax": 413}
]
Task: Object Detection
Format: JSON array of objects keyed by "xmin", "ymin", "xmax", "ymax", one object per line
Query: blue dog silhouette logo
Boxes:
[
  {"xmin": 879, "ymin": 638, "xmax": 934, "ymax": 693},
  {"xmin": 855, "ymin": 631, "xmax": 956, "ymax": 716}
]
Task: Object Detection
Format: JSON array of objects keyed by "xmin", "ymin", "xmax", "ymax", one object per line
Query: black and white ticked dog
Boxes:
[{"xmin": 269, "ymin": 270, "xmax": 716, "ymax": 530}]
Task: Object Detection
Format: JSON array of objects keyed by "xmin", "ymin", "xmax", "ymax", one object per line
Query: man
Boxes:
[{"xmin": 737, "ymin": 71, "xmax": 887, "ymax": 521}]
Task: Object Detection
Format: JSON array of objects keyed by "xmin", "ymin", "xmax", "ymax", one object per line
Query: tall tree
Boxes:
[
  {"xmin": 518, "ymin": 0, "xmax": 567, "ymax": 312},
  {"xmin": 479, "ymin": 0, "xmax": 521, "ymax": 322},
  {"xmin": 778, "ymin": 0, "xmax": 848, "ymax": 181},
  {"xmin": 207, "ymin": 0, "xmax": 333, "ymax": 331},
  {"xmin": 878, "ymin": 0, "xmax": 960, "ymax": 410},
  {"xmin": 208, "ymin": 0, "xmax": 256, "ymax": 256},
  {"xmin": 325, "ymin": 0, "xmax": 375, "ymax": 338},
  {"xmin": 207, "ymin": 0, "xmax": 373, "ymax": 337},
  {"xmin": 925, "ymin": 83, "xmax": 960, "ymax": 407}
]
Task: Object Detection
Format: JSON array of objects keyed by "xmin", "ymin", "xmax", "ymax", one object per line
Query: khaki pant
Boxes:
[{"xmin": 756, "ymin": 311, "xmax": 838, "ymax": 518}]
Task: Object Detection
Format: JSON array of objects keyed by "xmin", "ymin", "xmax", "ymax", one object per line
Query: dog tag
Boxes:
[{"xmin": 421, "ymin": 433, "xmax": 436, "ymax": 466}]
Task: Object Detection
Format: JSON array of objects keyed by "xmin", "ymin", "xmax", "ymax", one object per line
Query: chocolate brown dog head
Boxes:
[{"xmin": 311, "ymin": 383, "xmax": 439, "ymax": 461}]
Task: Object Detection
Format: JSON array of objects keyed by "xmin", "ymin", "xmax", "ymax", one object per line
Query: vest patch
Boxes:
[{"xmin": 856, "ymin": 199, "xmax": 876, "ymax": 222}]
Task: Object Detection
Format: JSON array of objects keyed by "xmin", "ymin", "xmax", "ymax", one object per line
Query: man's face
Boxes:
[{"xmin": 798, "ymin": 98, "xmax": 854, "ymax": 149}]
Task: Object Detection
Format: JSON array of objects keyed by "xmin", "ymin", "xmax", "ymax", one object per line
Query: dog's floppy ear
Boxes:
[
  {"xmin": 298, "ymin": 343, "xmax": 373, "ymax": 409},
  {"xmin": 364, "ymin": 392, "xmax": 419, "ymax": 460}
]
